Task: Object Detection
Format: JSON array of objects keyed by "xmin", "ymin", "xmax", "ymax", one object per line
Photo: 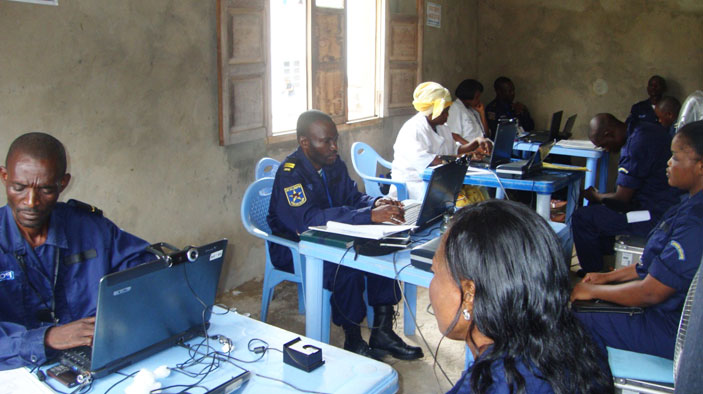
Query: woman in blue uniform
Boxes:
[
  {"xmin": 571, "ymin": 120, "xmax": 703, "ymax": 359},
  {"xmin": 430, "ymin": 200, "xmax": 612, "ymax": 393}
]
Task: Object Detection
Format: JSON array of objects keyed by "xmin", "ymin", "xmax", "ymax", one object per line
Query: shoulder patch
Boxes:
[
  {"xmin": 284, "ymin": 184, "xmax": 307, "ymax": 207},
  {"xmin": 67, "ymin": 199, "xmax": 103, "ymax": 216},
  {"xmin": 669, "ymin": 240, "xmax": 685, "ymax": 261},
  {"xmin": 618, "ymin": 167, "xmax": 629, "ymax": 175}
]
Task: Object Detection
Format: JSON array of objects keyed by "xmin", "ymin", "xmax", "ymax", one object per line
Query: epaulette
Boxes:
[
  {"xmin": 67, "ymin": 199, "xmax": 103, "ymax": 216},
  {"xmin": 282, "ymin": 157, "xmax": 298, "ymax": 172}
]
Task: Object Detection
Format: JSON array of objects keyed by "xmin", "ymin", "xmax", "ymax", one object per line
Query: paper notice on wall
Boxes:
[{"xmin": 427, "ymin": 2, "xmax": 441, "ymax": 28}]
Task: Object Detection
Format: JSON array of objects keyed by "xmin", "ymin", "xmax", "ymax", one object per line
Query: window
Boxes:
[{"xmin": 217, "ymin": 0, "xmax": 421, "ymax": 145}]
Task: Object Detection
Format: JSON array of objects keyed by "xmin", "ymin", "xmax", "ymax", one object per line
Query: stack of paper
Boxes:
[
  {"xmin": 310, "ymin": 221, "xmax": 416, "ymax": 240},
  {"xmin": 556, "ymin": 139, "xmax": 600, "ymax": 150}
]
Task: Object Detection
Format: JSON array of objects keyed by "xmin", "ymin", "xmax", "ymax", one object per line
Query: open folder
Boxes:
[{"xmin": 309, "ymin": 221, "xmax": 416, "ymax": 240}]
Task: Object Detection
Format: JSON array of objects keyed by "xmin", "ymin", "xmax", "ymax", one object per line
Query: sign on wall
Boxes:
[
  {"xmin": 6, "ymin": 0, "xmax": 58, "ymax": 5},
  {"xmin": 426, "ymin": 2, "xmax": 441, "ymax": 28}
]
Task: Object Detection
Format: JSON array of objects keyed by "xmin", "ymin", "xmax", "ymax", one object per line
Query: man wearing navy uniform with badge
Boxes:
[
  {"xmin": 0, "ymin": 132, "xmax": 153, "ymax": 369},
  {"xmin": 267, "ymin": 110, "xmax": 424, "ymax": 361},
  {"xmin": 572, "ymin": 113, "xmax": 681, "ymax": 275}
]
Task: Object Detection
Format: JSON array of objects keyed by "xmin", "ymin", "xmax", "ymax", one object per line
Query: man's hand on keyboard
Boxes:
[
  {"xmin": 45, "ymin": 316, "xmax": 96, "ymax": 350},
  {"xmin": 374, "ymin": 198, "xmax": 403, "ymax": 208},
  {"xmin": 371, "ymin": 203, "xmax": 405, "ymax": 224}
]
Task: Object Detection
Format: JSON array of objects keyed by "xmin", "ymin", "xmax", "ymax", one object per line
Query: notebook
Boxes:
[
  {"xmin": 58, "ymin": 239, "xmax": 228, "ymax": 379},
  {"xmin": 469, "ymin": 119, "xmax": 518, "ymax": 169},
  {"xmin": 521, "ymin": 111, "xmax": 563, "ymax": 143},
  {"xmin": 396, "ymin": 160, "xmax": 468, "ymax": 230}
]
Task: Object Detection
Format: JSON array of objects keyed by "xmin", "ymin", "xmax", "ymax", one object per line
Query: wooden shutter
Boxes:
[
  {"xmin": 385, "ymin": 1, "xmax": 422, "ymax": 116},
  {"xmin": 310, "ymin": 1, "xmax": 347, "ymax": 124},
  {"xmin": 218, "ymin": 0, "xmax": 269, "ymax": 145}
]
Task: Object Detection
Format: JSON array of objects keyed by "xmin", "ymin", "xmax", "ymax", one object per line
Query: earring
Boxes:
[{"xmin": 462, "ymin": 309, "xmax": 471, "ymax": 321}]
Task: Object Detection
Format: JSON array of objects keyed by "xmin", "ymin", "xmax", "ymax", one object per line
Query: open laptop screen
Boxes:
[
  {"xmin": 89, "ymin": 239, "xmax": 227, "ymax": 376},
  {"xmin": 416, "ymin": 161, "xmax": 468, "ymax": 229}
]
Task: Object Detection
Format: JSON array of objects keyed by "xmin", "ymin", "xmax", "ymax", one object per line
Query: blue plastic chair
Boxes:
[
  {"xmin": 255, "ymin": 157, "xmax": 280, "ymax": 180},
  {"xmin": 241, "ymin": 177, "xmax": 307, "ymax": 321},
  {"xmin": 604, "ymin": 259, "xmax": 703, "ymax": 393},
  {"xmin": 351, "ymin": 142, "xmax": 408, "ymax": 200}
]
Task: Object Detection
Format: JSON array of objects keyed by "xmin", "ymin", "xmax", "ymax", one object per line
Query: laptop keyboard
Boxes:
[
  {"xmin": 401, "ymin": 202, "xmax": 421, "ymax": 225},
  {"xmin": 60, "ymin": 346, "xmax": 92, "ymax": 372}
]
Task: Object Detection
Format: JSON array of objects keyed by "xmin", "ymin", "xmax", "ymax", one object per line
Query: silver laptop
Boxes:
[{"xmin": 59, "ymin": 239, "xmax": 227, "ymax": 379}]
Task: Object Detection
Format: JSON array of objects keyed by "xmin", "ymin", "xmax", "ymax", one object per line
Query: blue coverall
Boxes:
[
  {"xmin": 628, "ymin": 98, "xmax": 659, "ymax": 125},
  {"xmin": 267, "ymin": 147, "xmax": 401, "ymax": 328},
  {"xmin": 573, "ymin": 121, "xmax": 681, "ymax": 272},
  {"xmin": 575, "ymin": 191, "xmax": 703, "ymax": 359},
  {"xmin": 0, "ymin": 202, "xmax": 152, "ymax": 369}
]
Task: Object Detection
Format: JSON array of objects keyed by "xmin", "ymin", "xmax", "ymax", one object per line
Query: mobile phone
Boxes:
[{"xmin": 47, "ymin": 364, "xmax": 79, "ymax": 388}]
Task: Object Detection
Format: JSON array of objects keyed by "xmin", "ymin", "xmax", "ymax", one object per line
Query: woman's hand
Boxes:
[
  {"xmin": 582, "ymin": 272, "xmax": 610, "ymax": 285},
  {"xmin": 570, "ymin": 282, "xmax": 594, "ymax": 302}
]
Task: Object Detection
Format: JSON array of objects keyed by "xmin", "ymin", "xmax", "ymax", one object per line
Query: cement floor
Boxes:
[{"xmin": 217, "ymin": 279, "xmax": 467, "ymax": 394}]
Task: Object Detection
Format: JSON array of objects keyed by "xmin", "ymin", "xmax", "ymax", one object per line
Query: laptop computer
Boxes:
[
  {"xmin": 521, "ymin": 110, "xmax": 563, "ymax": 143},
  {"xmin": 397, "ymin": 160, "xmax": 468, "ymax": 230},
  {"xmin": 58, "ymin": 239, "xmax": 228, "ymax": 379},
  {"xmin": 495, "ymin": 140, "xmax": 555, "ymax": 179},
  {"xmin": 560, "ymin": 114, "xmax": 576, "ymax": 139},
  {"xmin": 469, "ymin": 119, "xmax": 518, "ymax": 169}
]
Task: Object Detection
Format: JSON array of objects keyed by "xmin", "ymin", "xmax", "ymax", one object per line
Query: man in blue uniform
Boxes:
[
  {"xmin": 628, "ymin": 75, "xmax": 667, "ymax": 125},
  {"xmin": 655, "ymin": 96, "xmax": 681, "ymax": 138},
  {"xmin": 0, "ymin": 133, "xmax": 152, "ymax": 369},
  {"xmin": 573, "ymin": 113, "xmax": 681, "ymax": 275},
  {"xmin": 267, "ymin": 110, "xmax": 424, "ymax": 361},
  {"xmin": 485, "ymin": 76, "xmax": 534, "ymax": 136}
]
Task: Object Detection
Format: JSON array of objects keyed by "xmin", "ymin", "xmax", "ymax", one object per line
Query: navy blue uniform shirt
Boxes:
[
  {"xmin": 628, "ymin": 98, "xmax": 659, "ymax": 125},
  {"xmin": 0, "ymin": 203, "xmax": 152, "ymax": 369},
  {"xmin": 267, "ymin": 147, "xmax": 377, "ymax": 272},
  {"xmin": 485, "ymin": 99, "xmax": 535, "ymax": 135},
  {"xmin": 618, "ymin": 121, "xmax": 680, "ymax": 222},
  {"xmin": 637, "ymin": 191, "xmax": 703, "ymax": 332}
]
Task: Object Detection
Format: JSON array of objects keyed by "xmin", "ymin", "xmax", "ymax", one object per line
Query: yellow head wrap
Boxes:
[{"xmin": 412, "ymin": 82, "xmax": 452, "ymax": 120}]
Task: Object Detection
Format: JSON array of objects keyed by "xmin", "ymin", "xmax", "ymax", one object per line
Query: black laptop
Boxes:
[
  {"xmin": 560, "ymin": 114, "xmax": 577, "ymax": 139},
  {"xmin": 521, "ymin": 110, "xmax": 563, "ymax": 143},
  {"xmin": 58, "ymin": 239, "xmax": 228, "ymax": 379},
  {"xmin": 397, "ymin": 161, "xmax": 468, "ymax": 230},
  {"xmin": 469, "ymin": 119, "xmax": 518, "ymax": 169}
]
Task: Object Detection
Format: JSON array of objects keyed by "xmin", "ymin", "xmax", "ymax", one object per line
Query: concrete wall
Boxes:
[
  {"xmin": 475, "ymin": 0, "xmax": 703, "ymax": 138},
  {"xmin": 1, "ymin": 0, "xmax": 701, "ymax": 293}
]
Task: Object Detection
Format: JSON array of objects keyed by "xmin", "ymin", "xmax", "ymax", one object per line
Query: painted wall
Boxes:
[{"xmin": 475, "ymin": 0, "xmax": 703, "ymax": 138}]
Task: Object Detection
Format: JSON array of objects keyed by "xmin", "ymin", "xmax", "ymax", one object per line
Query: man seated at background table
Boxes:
[
  {"xmin": 485, "ymin": 76, "xmax": 534, "ymax": 136},
  {"xmin": 572, "ymin": 114, "xmax": 681, "ymax": 276},
  {"xmin": 0, "ymin": 132, "xmax": 153, "ymax": 370},
  {"xmin": 267, "ymin": 110, "xmax": 424, "ymax": 361},
  {"xmin": 655, "ymin": 95, "xmax": 682, "ymax": 137},
  {"xmin": 390, "ymin": 82, "xmax": 492, "ymax": 201},
  {"xmin": 445, "ymin": 79, "xmax": 491, "ymax": 140},
  {"xmin": 628, "ymin": 75, "xmax": 667, "ymax": 125}
]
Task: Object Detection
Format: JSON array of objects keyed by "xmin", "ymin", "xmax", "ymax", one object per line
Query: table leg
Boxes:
[
  {"xmin": 403, "ymin": 283, "xmax": 417, "ymax": 336},
  {"xmin": 584, "ymin": 157, "xmax": 597, "ymax": 206},
  {"xmin": 304, "ymin": 255, "xmax": 324, "ymax": 342},
  {"xmin": 598, "ymin": 152, "xmax": 609, "ymax": 191},
  {"xmin": 535, "ymin": 193, "xmax": 551, "ymax": 220}
]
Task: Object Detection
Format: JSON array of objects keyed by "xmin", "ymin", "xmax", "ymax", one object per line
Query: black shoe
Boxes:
[
  {"xmin": 343, "ymin": 325, "xmax": 381, "ymax": 360},
  {"xmin": 368, "ymin": 305, "xmax": 424, "ymax": 360}
]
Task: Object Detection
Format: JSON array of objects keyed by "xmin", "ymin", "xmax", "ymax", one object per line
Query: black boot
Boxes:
[
  {"xmin": 343, "ymin": 325, "xmax": 380, "ymax": 360},
  {"xmin": 369, "ymin": 305, "xmax": 424, "ymax": 360}
]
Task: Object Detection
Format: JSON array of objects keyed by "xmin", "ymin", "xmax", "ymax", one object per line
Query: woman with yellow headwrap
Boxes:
[{"xmin": 390, "ymin": 82, "xmax": 492, "ymax": 200}]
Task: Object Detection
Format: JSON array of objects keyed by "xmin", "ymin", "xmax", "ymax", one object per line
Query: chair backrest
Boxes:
[
  {"xmin": 351, "ymin": 142, "xmax": 390, "ymax": 197},
  {"xmin": 255, "ymin": 157, "xmax": 280, "ymax": 180},
  {"xmin": 674, "ymin": 258, "xmax": 703, "ymax": 390},
  {"xmin": 241, "ymin": 178, "xmax": 274, "ymax": 237}
]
